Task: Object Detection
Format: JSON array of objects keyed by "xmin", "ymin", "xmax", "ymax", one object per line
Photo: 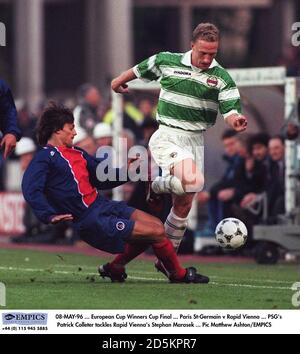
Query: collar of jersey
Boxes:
[
  {"xmin": 46, "ymin": 144, "xmax": 74, "ymax": 151},
  {"xmin": 181, "ymin": 50, "xmax": 218, "ymax": 72}
]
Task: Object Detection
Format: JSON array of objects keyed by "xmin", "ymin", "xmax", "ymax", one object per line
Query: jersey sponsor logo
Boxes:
[
  {"xmin": 116, "ymin": 221, "xmax": 125, "ymax": 231},
  {"xmin": 173, "ymin": 70, "xmax": 192, "ymax": 77},
  {"xmin": 207, "ymin": 76, "xmax": 218, "ymax": 87}
]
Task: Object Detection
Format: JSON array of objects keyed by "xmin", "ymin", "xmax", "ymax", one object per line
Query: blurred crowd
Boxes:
[
  {"xmin": 0, "ymin": 83, "xmax": 286, "ymax": 253},
  {"xmin": 195, "ymin": 130, "xmax": 285, "ymax": 254}
]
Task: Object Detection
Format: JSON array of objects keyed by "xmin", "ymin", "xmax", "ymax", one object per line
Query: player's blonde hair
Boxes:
[{"xmin": 192, "ymin": 23, "xmax": 219, "ymax": 43}]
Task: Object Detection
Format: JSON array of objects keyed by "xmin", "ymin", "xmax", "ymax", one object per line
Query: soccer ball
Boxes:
[{"xmin": 215, "ymin": 218, "xmax": 248, "ymax": 249}]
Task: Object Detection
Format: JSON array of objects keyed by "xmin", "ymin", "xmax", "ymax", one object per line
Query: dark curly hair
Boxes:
[{"xmin": 37, "ymin": 102, "xmax": 74, "ymax": 146}]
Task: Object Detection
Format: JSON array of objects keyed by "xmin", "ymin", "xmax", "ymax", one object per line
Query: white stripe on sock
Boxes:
[{"xmin": 164, "ymin": 208, "xmax": 188, "ymax": 250}]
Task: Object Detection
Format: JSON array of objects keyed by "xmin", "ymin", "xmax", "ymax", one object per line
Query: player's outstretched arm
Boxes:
[
  {"xmin": 111, "ymin": 68, "xmax": 137, "ymax": 94},
  {"xmin": 0, "ymin": 80, "xmax": 21, "ymax": 157},
  {"xmin": 22, "ymin": 152, "xmax": 58, "ymax": 224},
  {"xmin": 225, "ymin": 113, "xmax": 248, "ymax": 132}
]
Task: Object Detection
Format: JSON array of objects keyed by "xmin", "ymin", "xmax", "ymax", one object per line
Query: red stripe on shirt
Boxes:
[{"xmin": 57, "ymin": 147, "xmax": 97, "ymax": 207}]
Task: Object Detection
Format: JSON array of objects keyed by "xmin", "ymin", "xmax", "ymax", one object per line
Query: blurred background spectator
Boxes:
[
  {"xmin": 73, "ymin": 83, "xmax": 103, "ymax": 135},
  {"xmin": 93, "ymin": 122, "xmax": 113, "ymax": 148},
  {"xmin": 73, "ymin": 126, "xmax": 97, "ymax": 156}
]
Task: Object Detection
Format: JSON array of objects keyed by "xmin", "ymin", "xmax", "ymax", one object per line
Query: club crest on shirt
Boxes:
[
  {"xmin": 116, "ymin": 221, "xmax": 125, "ymax": 231},
  {"xmin": 207, "ymin": 76, "xmax": 218, "ymax": 87}
]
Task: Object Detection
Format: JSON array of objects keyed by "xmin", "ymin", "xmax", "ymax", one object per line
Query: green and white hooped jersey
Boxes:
[{"xmin": 133, "ymin": 51, "xmax": 242, "ymax": 131}]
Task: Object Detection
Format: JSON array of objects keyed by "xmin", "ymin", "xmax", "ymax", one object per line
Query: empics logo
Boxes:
[
  {"xmin": 0, "ymin": 22, "xmax": 6, "ymax": 46},
  {"xmin": 0, "ymin": 282, "xmax": 6, "ymax": 306},
  {"xmin": 4, "ymin": 314, "xmax": 14, "ymax": 321},
  {"xmin": 2, "ymin": 312, "xmax": 48, "ymax": 325}
]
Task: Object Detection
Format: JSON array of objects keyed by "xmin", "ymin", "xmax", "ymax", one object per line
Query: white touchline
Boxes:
[
  {"xmin": 209, "ymin": 275, "xmax": 295, "ymax": 285},
  {"xmin": 53, "ymin": 264, "xmax": 295, "ymax": 285},
  {"xmin": 210, "ymin": 282, "xmax": 291, "ymax": 291},
  {"xmin": 0, "ymin": 265, "xmax": 164, "ymax": 281},
  {"xmin": 0, "ymin": 266, "xmax": 293, "ymax": 290}
]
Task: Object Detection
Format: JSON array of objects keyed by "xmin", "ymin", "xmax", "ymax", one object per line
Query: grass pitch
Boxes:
[{"xmin": 0, "ymin": 248, "xmax": 299, "ymax": 309}]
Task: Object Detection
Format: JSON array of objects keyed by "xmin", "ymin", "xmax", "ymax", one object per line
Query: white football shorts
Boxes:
[{"xmin": 149, "ymin": 124, "xmax": 204, "ymax": 176}]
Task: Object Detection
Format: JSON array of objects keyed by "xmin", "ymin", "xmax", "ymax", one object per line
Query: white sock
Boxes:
[
  {"xmin": 152, "ymin": 175, "xmax": 185, "ymax": 195},
  {"xmin": 164, "ymin": 208, "xmax": 188, "ymax": 252}
]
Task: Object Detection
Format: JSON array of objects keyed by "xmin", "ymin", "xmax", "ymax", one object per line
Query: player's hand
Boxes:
[
  {"xmin": 50, "ymin": 214, "xmax": 74, "ymax": 224},
  {"xmin": 197, "ymin": 191, "xmax": 210, "ymax": 204},
  {"xmin": 240, "ymin": 193, "xmax": 257, "ymax": 208},
  {"xmin": 0, "ymin": 133, "xmax": 17, "ymax": 159},
  {"xmin": 218, "ymin": 188, "xmax": 235, "ymax": 201},
  {"xmin": 226, "ymin": 114, "xmax": 247, "ymax": 132},
  {"xmin": 111, "ymin": 79, "xmax": 129, "ymax": 94}
]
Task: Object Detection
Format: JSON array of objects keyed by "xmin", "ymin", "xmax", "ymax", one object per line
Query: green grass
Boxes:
[{"xmin": 0, "ymin": 248, "xmax": 299, "ymax": 309}]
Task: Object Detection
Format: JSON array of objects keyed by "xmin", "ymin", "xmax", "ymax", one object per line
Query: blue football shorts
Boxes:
[{"xmin": 76, "ymin": 198, "xmax": 135, "ymax": 254}]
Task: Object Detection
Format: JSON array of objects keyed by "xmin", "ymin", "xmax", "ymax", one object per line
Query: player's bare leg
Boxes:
[
  {"xmin": 130, "ymin": 209, "xmax": 163, "ymax": 229},
  {"xmin": 101, "ymin": 212, "xmax": 185, "ymax": 281},
  {"xmin": 99, "ymin": 210, "xmax": 209, "ymax": 283},
  {"xmin": 153, "ymin": 158, "xmax": 204, "ymax": 250},
  {"xmin": 153, "ymin": 158, "xmax": 204, "ymax": 274}
]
